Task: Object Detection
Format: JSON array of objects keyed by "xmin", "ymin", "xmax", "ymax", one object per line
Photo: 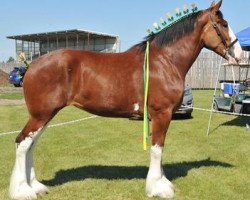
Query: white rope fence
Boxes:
[
  {"xmin": 0, "ymin": 115, "xmax": 97, "ymax": 137},
  {"xmin": 184, "ymin": 105, "xmax": 250, "ymax": 117}
]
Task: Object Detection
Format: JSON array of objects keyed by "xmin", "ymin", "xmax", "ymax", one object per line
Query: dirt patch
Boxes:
[
  {"xmin": 0, "ymin": 70, "xmax": 9, "ymax": 86},
  {"xmin": 0, "ymin": 99, "xmax": 25, "ymax": 105},
  {"xmin": 0, "ymin": 87, "xmax": 23, "ymax": 93},
  {"xmin": 0, "ymin": 86, "xmax": 24, "ymax": 105}
]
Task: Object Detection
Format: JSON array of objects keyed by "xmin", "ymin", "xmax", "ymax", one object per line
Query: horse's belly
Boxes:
[{"xmin": 72, "ymin": 93, "xmax": 140, "ymax": 118}]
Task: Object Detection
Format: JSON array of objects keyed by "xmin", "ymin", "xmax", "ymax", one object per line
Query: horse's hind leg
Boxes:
[
  {"xmin": 146, "ymin": 110, "xmax": 175, "ymax": 199},
  {"xmin": 9, "ymin": 117, "xmax": 51, "ymax": 200},
  {"xmin": 26, "ymin": 124, "xmax": 49, "ymax": 195}
]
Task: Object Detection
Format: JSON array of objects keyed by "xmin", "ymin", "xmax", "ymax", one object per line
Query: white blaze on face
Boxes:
[{"xmin": 228, "ymin": 26, "xmax": 243, "ymax": 62}]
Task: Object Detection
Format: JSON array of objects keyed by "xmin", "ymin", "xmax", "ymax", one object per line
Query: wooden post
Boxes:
[
  {"xmin": 56, "ymin": 35, "xmax": 59, "ymax": 49},
  {"xmin": 15, "ymin": 40, "xmax": 18, "ymax": 60},
  {"xmin": 76, "ymin": 34, "xmax": 79, "ymax": 49},
  {"xmin": 66, "ymin": 35, "xmax": 68, "ymax": 48},
  {"xmin": 47, "ymin": 37, "xmax": 49, "ymax": 53},
  {"xmin": 87, "ymin": 33, "xmax": 90, "ymax": 51}
]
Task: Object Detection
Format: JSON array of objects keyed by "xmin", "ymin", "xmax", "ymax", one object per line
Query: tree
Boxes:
[{"xmin": 7, "ymin": 56, "xmax": 15, "ymax": 63}]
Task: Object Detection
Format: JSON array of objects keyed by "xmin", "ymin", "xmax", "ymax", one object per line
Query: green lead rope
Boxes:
[{"xmin": 143, "ymin": 41, "xmax": 150, "ymax": 150}]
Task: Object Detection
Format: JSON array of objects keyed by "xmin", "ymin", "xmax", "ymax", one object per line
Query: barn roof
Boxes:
[{"xmin": 7, "ymin": 29, "xmax": 119, "ymax": 42}]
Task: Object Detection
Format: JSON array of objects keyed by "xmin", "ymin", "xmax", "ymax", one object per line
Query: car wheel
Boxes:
[
  {"xmin": 213, "ymin": 102, "xmax": 218, "ymax": 111},
  {"xmin": 20, "ymin": 81, "xmax": 23, "ymax": 87},
  {"xmin": 14, "ymin": 83, "xmax": 21, "ymax": 87},
  {"xmin": 184, "ymin": 113, "xmax": 192, "ymax": 118}
]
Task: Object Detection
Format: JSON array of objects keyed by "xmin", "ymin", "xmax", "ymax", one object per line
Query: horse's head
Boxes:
[{"xmin": 201, "ymin": 0, "xmax": 242, "ymax": 64}]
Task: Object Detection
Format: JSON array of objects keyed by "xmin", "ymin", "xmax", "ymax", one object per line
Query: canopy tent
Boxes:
[{"xmin": 236, "ymin": 27, "xmax": 250, "ymax": 51}]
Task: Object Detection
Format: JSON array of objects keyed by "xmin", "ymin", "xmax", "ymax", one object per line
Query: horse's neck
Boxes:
[{"xmin": 160, "ymin": 25, "xmax": 204, "ymax": 78}]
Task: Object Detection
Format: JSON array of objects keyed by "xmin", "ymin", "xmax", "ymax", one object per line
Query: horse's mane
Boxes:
[{"xmin": 129, "ymin": 11, "xmax": 201, "ymax": 52}]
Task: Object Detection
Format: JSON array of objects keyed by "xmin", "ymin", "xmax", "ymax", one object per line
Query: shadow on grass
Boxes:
[
  {"xmin": 222, "ymin": 116, "xmax": 250, "ymax": 127},
  {"xmin": 209, "ymin": 116, "xmax": 250, "ymax": 134},
  {"xmin": 42, "ymin": 158, "xmax": 233, "ymax": 186}
]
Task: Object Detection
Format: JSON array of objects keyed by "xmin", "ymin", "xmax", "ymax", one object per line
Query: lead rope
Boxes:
[{"xmin": 143, "ymin": 41, "xmax": 150, "ymax": 150}]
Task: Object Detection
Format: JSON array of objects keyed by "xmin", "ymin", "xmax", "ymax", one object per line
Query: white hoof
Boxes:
[
  {"xmin": 146, "ymin": 176, "xmax": 175, "ymax": 199},
  {"xmin": 10, "ymin": 183, "xmax": 37, "ymax": 200},
  {"xmin": 31, "ymin": 180, "xmax": 49, "ymax": 195}
]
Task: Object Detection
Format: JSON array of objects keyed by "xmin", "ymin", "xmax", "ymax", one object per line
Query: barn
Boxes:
[{"xmin": 7, "ymin": 29, "xmax": 120, "ymax": 61}]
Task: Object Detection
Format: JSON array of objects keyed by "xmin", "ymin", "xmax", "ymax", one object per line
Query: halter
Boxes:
[{"xmin": 208, "ymin": 11, "xmax": 238, "ymax": 57}]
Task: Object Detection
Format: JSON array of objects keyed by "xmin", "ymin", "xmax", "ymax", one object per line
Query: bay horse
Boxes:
[{"xmin": 9, "ymin": 0, "xmax": 242, "ymax": 199}]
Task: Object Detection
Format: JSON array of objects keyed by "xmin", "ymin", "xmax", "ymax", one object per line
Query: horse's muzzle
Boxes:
[{"xmin": 226, "ymin": 51, "xmax": 242, "ymax": 65}]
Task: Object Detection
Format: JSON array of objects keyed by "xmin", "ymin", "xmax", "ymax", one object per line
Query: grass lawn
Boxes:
[
  {"xmin": 0, "ymin": 90, "xmax": 249, "ymax": 200},
  {"xmin": 0, "ymin": 87, "xmax": 24, "ymax": 100},
  {"xmin": 0, "ymin": 93, "xmax": 23, "ymax": 100}
]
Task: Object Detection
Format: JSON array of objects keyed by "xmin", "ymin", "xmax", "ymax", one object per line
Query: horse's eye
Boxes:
[{"xmin": 222, "ymin": 22, "xmax": 228, "ymax": 28}]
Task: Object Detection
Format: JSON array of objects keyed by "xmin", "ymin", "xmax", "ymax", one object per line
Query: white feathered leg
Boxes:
[
  {"xmin": 27, "ymin": 127, "xmax": 49, "ymax": 195},
  {"xmin": 9, "ymin": 137, "xmax": 37, "ymax": 200},
  {"xmin": 27, "ymin": 150, "xmax": 49, "ymax": 195},
  {"xmin": 146, "ymin": 145, "xmax": 175, "ymax": 199},
  {"xmin": 9, "ymin": 127, "xmax": 48, "ymax": 200}
]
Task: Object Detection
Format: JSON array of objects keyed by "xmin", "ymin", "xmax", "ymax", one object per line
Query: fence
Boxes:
[
  {"xmin": 1, "ymin": 51, "xmax": 250, "ymax": 89},
  {"xmin": 186, "ymin": 51, "xmax": 250, "ymax": 89}
]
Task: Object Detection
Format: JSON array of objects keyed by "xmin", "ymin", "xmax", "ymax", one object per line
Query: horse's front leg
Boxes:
[{"xmin": 146, "ymin": 109, "xmax": 175, "ymax": 199}]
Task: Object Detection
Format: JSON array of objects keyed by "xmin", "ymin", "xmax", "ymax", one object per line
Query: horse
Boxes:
[{"xmin": 9, "ymin": 0, "xmax": 242, "ymax": 199}]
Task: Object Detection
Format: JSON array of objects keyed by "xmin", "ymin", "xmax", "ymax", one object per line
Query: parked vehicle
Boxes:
[
  {"xmin": 213, "ymin": 79, "xmax": 250, "ymax": 114},
  {"xmin": 9, "ymin": 66, "xmax": 27, "ymax": 87},
  {"xmin": 174, "ymin": 85, "xmax": 194, "ymax": 118}
]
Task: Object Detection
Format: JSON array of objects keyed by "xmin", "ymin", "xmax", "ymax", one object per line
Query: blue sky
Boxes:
[{"xmin": 0, "ymin": 0, "xmax": 249, "ymax": 61}]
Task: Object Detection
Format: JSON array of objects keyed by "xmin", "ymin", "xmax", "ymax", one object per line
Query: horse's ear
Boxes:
[
  {"xmin": 210, "ymin": 0, "xmax": 222, "ymax": 12},
  {"xmin": 210, "ymin": 1, "xmax": 216, "ymax": 7}
]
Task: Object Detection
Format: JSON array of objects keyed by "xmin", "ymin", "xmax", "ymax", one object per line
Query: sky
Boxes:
[{"xmin": 0, "ymin": 0, "xmax": 249, "ymax": 61}]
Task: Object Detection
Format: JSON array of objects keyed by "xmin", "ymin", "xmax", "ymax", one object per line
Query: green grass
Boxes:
[
  {"xmin": 0, "ymin": 90, "xmax": 249, "ymax": 200},
  {"xmin": 0, "ymin": 93, "xmax": 24, "ymax": 100}
]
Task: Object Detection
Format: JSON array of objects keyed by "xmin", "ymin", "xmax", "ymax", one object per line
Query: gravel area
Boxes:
[
  {"xmin": 0, "ymin": 87, "xmax": 23, "ymax": 93},
  {"xmin": 0, "ymin": 87, "xmax": 25, "ymax": 105},
  {"xmin": 0, "ymin": 99, "xmax": 25, "ymax": 105}
]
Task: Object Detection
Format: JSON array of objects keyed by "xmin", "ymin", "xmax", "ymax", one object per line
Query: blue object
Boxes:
[
  {"xmin": 236, "ymin": 27, "xmax": 250, "ymax": 50},
  {"xmin": 224, "ymin": 83, "xmax": 240, "ymax": 95},
  {"xmin": 9, "ymin": 66, "xmax": 27, "ymax": 87}
]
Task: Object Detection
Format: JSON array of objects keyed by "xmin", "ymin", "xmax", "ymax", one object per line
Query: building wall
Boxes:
[
  {"xmin": 15, "ymin": 36, "xmax": 118, "ymax": 61},
  {"xmin": 16, "ymin": 40, "xmax": 40, "ymax": 60},
  {"xmin": 40, "ymin": 37, "xmax": 117, "ymax": 55}
]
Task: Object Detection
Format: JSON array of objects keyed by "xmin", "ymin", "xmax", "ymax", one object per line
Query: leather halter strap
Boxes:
[{"xmin": 208, "ymin": 11, "xmax": 238, "ymax": 52}]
